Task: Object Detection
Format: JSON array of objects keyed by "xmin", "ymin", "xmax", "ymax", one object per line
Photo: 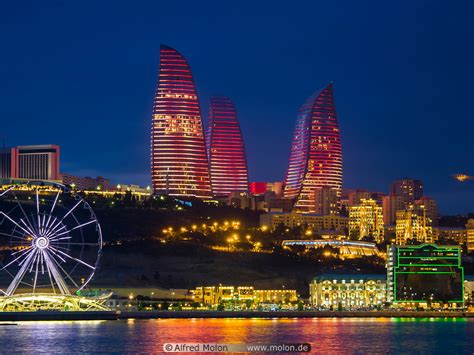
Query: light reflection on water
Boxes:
[{"xmin": 0, "ymin": 318, "xmax": 472, "ymax": 353}]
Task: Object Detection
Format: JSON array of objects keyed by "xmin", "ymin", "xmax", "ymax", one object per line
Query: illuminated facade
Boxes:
[
  {"xmin": 206, "ymin": 96, "xmax": 249, "ymax": 196},
  {"xmin": 467, "ymin": 219, "xmax": 474, "ymax": 252},
  {"xmin": 0, "ymin": 145, "xmax": 60, "ymax": 181},
  {"xmin": 282, "ymin": 239, "xmax": 380, "ymax": 256},
  {"xmin": 309, "ymin": 275, "xmax": 386, "ymax": 309},
  {"xmin": 433, "ymin": 227, "xmax": 467, "ymax": 245},
  {"xmin": 386, "ymin": 244, "xmax": 464, "ymax": 307},
  {"xmin": 414, "ymin": 196, "xmax": 438, "ymax": 226},
  {"xmin": 284, "ymin": 83, "xmax": 342, "ymax": 213},
  {"xmin": 191, "ymin": 286, "xmax": 297, "ymax": 306},
  {"xmin": 395, "ymin": 205, "xmax": 433, "ymax": 245},
  {"xmin": 349, "ymin": 198, "xmax": 384, "ymax": 243},
  {"xmin": 260, "ymin": 211, "xmax": 348, "ymax": 233},
  {"xmin": 249, "ymin": 181, "xmax": 284, "ymax": 196},
  {"xmin": 151, "ymin": 45, "xmax": 212, "ymax": 198}
]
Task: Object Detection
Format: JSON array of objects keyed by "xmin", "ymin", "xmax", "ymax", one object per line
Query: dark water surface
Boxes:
[{"xmin": 0, "ymin": 318, "xmax": 473, "ymax": 353}]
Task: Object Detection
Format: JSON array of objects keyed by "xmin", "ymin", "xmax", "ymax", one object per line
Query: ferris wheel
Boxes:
[{"xmin": 0, "ymin": 181, "xmax": 102, "ymax": 297}]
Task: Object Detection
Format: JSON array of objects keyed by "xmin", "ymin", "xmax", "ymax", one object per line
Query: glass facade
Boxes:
[
  {"xmin": 151, "ymin": 45, "xmax": 212, "ymax": 198},
  {"xmin": 284, "ymin": 83, "xmax": 342, "ymax": 213},
  {"xmin": 206, "ymin": 96, "xmax": 249, "ymax": 196}
]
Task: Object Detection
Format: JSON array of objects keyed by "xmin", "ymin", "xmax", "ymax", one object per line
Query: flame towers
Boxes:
[
  {"xmin": 284, "ymin": 83, "xmax": 342, "ymax": 213},
  {"xmin": 206, "ymin": 96, "xmax": 249, "ymax": 196},
  {"xmin": 151, "ymin": 45, "xmax": 212, "ymax": 198}
]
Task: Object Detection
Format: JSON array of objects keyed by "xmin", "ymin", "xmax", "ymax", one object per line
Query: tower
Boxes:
[
  {"xmin": 284, "ymin": 83, "xmax": 343, "ymax": 213},
  {"xmin": 206, "ymin": 96, "xmax": 249, "ymax": 196},
  {"xmin": 150, "ymin": 45, "xmax": 212, "ymax": 198}
]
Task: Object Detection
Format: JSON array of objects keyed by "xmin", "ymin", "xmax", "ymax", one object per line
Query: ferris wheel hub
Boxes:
[{"xmin": 34, "ymin": 236, "xmax": 49, "ymax": 249}]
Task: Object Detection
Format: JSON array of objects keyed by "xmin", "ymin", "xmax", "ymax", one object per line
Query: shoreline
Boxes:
[{"xmin": 0, "ymin": 310, "xmax": 473, "ymax": 321}]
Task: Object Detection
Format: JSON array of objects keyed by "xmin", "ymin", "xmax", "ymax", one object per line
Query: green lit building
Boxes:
[{"xmin": 387, "ymin": 244, "xmax": 464, "ymax": 308}]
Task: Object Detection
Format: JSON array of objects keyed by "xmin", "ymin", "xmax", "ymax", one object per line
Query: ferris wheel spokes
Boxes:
[{"xmin": 0, "ymin": 183, "xmax": 102, "ymax": 299}]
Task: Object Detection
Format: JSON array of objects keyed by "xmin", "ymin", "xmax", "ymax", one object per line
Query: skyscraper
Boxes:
[
  {"xmin": 206, "ymin": 96, "xmax": 249, "ymax": 196},
  {"xmin": 151, "ymin": 45, "xmax": 212, "ymax": 198},
  {"xmin": 284, "ymin": 83, "xmax": 343, "ymax": 213}
]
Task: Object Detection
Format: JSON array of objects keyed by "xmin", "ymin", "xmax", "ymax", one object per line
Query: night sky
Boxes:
[{"xmin": 0, "ymin": 1, "xmax": 472, "ymax": 213}]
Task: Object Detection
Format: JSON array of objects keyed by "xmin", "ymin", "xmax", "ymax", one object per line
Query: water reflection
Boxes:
[{"xmin": 0, "ymin": 318, "xmax": 471, "ymax": 353}]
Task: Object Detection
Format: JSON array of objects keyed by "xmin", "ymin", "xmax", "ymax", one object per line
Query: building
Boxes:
[
  {"xmin": 349, "ymin": 199, "xmax": 384, "ymax": 243},
  {"xmin": 254, "ymin": 289, "xmax": 298, "ymax": 304},
  {"xmin": 309, "ymin": 274, "xmax": 386, "ymax": 309},
  {"xmin": 191, "ymin": 286, "xmax": 297, "ymax": 307},
  {"xmin": 386, "ymin": 244, "xmax": 464, "ymax": 308},
  {"xmin": 467, "ymin": 219, "xmax": 474, "ymax": 252},
  {"xmin": 62, "ymin": 173, "xmax": 111, "ymax": 190},
  {"xmin": 150, "ymin": 45, "xmax": 212, "ymax": 199},
  {"xmin": 283, "ymin": 83, "xmax": 343, "ymax": 213},
  {"xmin": 395, "ymin": 205, "xmax": 433, "ymax": 245},
  {"xmin": 206, "ymin": 96, "xmax": 249, "ymax": 196},
  {"xmin": 0, "ymin": 145, "xmax": 60, "ymax": 181},
  {"xmin": 347, "ymin": 189, "xmax": 372, "ymax": 207},
  {"xmin": 414, "ymin": 196, "xmax": 438, "ymax": 226},
  {"xmin": 433, "ymin": 227, "xmax": 467, "ymax": 245},
  {"xmin": 382, "ymin": 194, "xmax": 404, "ymax": 226},
  {"xmin": 465, "ymin": 276, "xmax": 474, "ymax": 306},
  {"xmin": 0, "ymin": 148, "xmax": 12, "ymax": 179},
  {"xmin": 249, "ymin": 182, "xmax": 284, "ymax": 197},
  {"xmin": 314, "ymin": 186, "xmax": 339, "ymax": 215},
  {"xmin": 260, "ymin": 211, "xmax": 348, "ymax": 233},
  {"xmin": 390, "ymin": 179, "xmax": 423, "ymax": 205}
]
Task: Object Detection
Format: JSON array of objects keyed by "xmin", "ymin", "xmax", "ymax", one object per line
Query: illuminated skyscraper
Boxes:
[
  {"xmin": 151, "ymin": 45, "xmax": 212, "ymax": 198},
  {"xmin": 284, "ymin": 83, "xmax": 343, "ymax": 213},
  {"xmin": 206, "ymin": 96, "xmax": 249, "ymax": 196}
]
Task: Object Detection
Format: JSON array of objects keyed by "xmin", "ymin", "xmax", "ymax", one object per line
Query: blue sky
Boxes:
[{"xmin": 0, "ymin": 0, "xmax": 472, "ymax": 213}]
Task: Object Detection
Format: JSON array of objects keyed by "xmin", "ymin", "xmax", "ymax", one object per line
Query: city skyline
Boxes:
[{"xmin": 0, "ymin": 1, "xmax": 472, "ymax": 213}]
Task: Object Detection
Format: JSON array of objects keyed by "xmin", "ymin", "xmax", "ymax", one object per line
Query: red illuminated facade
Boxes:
[
  {"xmin": 283, "ymin": 83, "xmax": 342, "ymax": 213},
  {"xmin": 249, "ymin": 182, "xmax": 268, "ymax": 195},
  {"xmin": 151, "ymin": 45, "xmax": 212, "ymax": 198},
  {"xmin": 206, "ymin": 96, "xmax": 248, "ymax": 196}
]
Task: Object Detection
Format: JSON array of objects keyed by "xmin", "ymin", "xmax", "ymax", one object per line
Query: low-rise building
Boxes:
[
  {"xmin": 433, "ymin": 227, "xmax": 467, "ymax": 244},
  {"xmin": 309, "ymin": 274, "xmax": 386, "ymax": 309},
  {"xmin": 191, "ymin": 286, "xmax": 297, "ymax": 306},
  {"xmin": 62, "ymin": 173, "xmax": 111, "ymax": 190},
  {"xmin": 260, "ymin": 212, "xmax": 348, "ymax": 233}
]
